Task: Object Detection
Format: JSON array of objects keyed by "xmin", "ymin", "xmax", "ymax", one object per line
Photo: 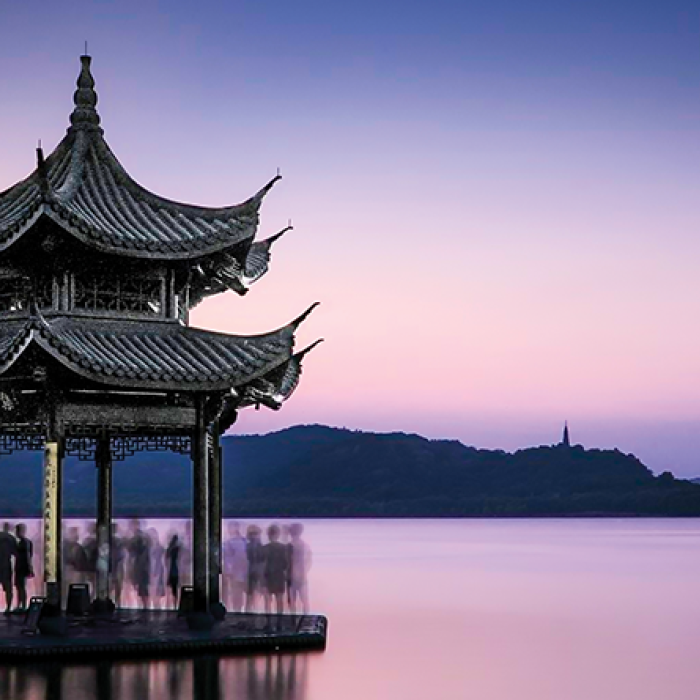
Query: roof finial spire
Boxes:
[{"xmin": 69, "ymin": 54, "xmax": 101, "ymax": 130}]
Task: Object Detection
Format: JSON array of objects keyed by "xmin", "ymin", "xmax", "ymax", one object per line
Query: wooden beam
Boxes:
[{"xmin": 59, "ymin": 404, "xmax": 196, "ymax": 430}]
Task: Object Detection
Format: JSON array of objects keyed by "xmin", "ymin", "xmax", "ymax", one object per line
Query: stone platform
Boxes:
[{"xmin": 0, "ymin": 610, "xmax": 327, "ymax": 661}]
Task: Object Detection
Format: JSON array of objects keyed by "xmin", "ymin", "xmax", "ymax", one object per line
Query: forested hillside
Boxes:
[{"xmin": 1, "ymin": 425, "xmax": 699, "ymax": 517}]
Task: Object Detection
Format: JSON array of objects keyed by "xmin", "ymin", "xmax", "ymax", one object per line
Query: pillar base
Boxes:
[
  {"xmin": 44, "ymin": 583, "xmax": 62, "ymax": 616},
  {"xmin": 210, "ymin": 602, "xmax": 227, "ymax": 621},
  {"xmin": 38, "ymin": 616, "xmax": 69, "ymax": 637},
  {"xmin": 186, "ymin": 612, "xmax": 215, "ymax": 631},
  {"xmin": 91, "ymin": 598, "xmax": 116, "ymax": 618}
]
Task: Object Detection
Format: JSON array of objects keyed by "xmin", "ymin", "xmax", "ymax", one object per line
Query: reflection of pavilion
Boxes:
[
  {"xmin": 0, "ymin": 55, "xmax": 320, "ymax": 618},
  {"xmin": 0, "ymin": 653, "xmax": 311, "ymax": 700}
]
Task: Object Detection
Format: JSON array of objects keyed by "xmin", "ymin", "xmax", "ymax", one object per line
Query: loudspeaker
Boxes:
[
  {"xmin": 66, "ymin": 583, "xmax": 91, "ymax": 616},
  {"xmin": 177, "ymin": 585, "xmax": 194, "ymax": 617},
  {"xmin": 22, "ymin": 596, "xmax": 46, "ymax": 635}
]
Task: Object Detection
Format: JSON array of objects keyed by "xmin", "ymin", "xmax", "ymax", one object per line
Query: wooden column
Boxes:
[
  {"xmin": 95, "ymin": 435, "xmax": 113, "ymax": 604},
  {"xmin": 208, "ymin": 423, "xmax": 222, "ymax": 607},
  {"xmin": 43, "ymin": 411, "xmax": 63, "ymax": 610},
  {"xmin": 192, "ymin": 395, "xmax": 210, "ymax": 612}
]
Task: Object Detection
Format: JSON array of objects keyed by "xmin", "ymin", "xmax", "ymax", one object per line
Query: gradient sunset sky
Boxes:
[{"xmin": 1, "ymin": 1, "xmax": 699, "ymax": 475}]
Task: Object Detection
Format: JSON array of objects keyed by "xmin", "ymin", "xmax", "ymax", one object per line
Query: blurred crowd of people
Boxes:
[
  {"xmin": 0, "ymin": 519, "xmax": 312, "ymax": 614},
  {"xmin": 223, "ymin": 522, "xmax": 312, "ymax": 614}
]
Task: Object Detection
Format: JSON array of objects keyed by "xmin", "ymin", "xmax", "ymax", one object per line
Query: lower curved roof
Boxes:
[{"xmin": 0, "ymin": 307, "xmax": 320, "ymax": 400}]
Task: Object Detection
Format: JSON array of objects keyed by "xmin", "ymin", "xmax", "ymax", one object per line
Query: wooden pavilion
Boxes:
[{"xmin": 0, "ymin": 55, "xmax": 320, "ymax": 620}]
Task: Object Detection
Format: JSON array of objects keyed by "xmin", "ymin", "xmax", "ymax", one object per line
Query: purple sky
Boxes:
[{"xmin": 1, "ymin": 1, "xmax": 699, "ymax": 475}]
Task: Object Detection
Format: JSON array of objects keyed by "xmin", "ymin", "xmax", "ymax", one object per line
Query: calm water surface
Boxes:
[{"xmin": 1, "ymin": 518, "xmax": 699, "ymax": 700}]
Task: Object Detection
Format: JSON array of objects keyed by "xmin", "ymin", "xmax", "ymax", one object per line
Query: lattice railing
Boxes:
[
  {"xmin": 0, "ymin": 428, "xmax": 192, "ymax": 460},
  {"xmin": 0, "ymin": 429, "xmax": 45, "ymax": 455},
  {"xmin": 64, "ymin": 434, "xmax": 192, "ymax": 461}
]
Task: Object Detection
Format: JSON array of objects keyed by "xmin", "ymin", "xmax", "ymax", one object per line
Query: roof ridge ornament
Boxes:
[
  {"xmin": 266, "ymin": 223, "xmax": 293, "ymax": 244},
  {"xmin": 250, "ymin": 174, "xmax": 282, "ymax": 206},
  {"xmin": 295, "ymin": 338, "xmax": 324, "ymax": 359},
  {"xmin": 69, "ymin": 55, "xmax": 101, "ymax": 131},
  {"xmin": 291, "ymin": 302, "xmax": 320, "ymax": 329},
  {"xmin": 36, "ymin": 141, "xmax": 51, "ymax": 200},
  {"xmin": 26, "ymin": 300, "xmax": 50, "ymax": 332}
]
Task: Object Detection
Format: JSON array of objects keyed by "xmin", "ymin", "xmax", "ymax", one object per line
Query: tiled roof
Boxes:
[
  {"xmin": 0, "ymin": 305, "xmax": 320, "ymax": 400},
  {"xmin": 0, "ymin": 56, "xmax": 282, "ymax": 277}
]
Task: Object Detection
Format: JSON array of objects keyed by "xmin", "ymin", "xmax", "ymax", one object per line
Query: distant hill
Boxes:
[{"xmin": 1, "ymin": 425, "xmax": 699, "ymax": 517}]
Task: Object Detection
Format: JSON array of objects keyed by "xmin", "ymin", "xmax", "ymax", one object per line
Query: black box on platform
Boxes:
[
  {"xmin": 178, "ymin": 586, "xmax": 194, "ymax": 617},
  {"xmin": 66, "ymin": 584, "xmax": 91, "ymax": 616}
]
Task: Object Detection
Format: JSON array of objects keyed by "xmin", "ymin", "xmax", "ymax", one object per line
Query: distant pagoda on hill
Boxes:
[
  {"xmin": 560, "ymin": 421, "xmax": 571, "ymax": 448},
  {"xmin": 0, "ymin": 55, "xmax": 320, "ymax": 618}
]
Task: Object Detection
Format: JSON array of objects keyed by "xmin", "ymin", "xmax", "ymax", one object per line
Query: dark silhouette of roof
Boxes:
[
  {"xmin": 0, "ymin": 56, "xmax": 322, "ymax": 410},
  {"xmin": 0, "ymin": 56, "xmax": 286, "ymax": 296}
]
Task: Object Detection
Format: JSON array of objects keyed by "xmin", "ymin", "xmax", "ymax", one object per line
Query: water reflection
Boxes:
[
  {"xmin": 0, "ymin": 654, "xmax": 310, "ymax": 700},
  {"xmin": 1, "ymin": 520, "xmax": 698, "ymax": 700}
]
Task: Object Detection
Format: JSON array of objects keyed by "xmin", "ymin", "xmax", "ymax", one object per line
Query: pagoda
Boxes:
[{"xmin": 0, "ymin": 55, "xmax": 320, "ymax": 618}]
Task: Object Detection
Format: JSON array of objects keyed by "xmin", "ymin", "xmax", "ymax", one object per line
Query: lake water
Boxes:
[{"xmin": 1, "ymin": 518, "xmax": 699, "ymax": 700}]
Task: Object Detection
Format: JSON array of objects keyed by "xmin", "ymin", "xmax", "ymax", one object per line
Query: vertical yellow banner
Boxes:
[{"xmin": 43, "ymin": 441, "xmax": 59, "ymax": 583}]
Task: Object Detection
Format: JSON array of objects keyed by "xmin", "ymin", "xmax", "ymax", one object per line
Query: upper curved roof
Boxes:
[{"xmin": 0, "ymin": 56, "xmax": 281, "ymax": 262}]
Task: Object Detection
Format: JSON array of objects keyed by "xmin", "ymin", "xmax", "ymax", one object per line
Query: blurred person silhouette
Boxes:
[
  {"xmin": 264, "ymin": 524, "xmax": 289, "ymax": 614},
  {"xmin": 13, "ymin": 523, "xmax": 33, "ymax": 612},
  {"xmin": 111, "ymin": 523, "xmax": 126, "ymax": 608},
  {"xmin": 180, "ymin": 520, "xmax": 192, "ymax": 587},
  {"xmin": 29, "ymin": 522, "xmax": 42, "ymax": 585},
  {"xmin": 166, "ymin": 533, "xmax": 181, "ymax": 608},
  {"xmin": 0, "ymin": 522, "xmax": 16, "ymax": 614},
  {"xmin": 245, "ymin": 524, "xmax": 265, "ymax": 612},
  {"xmin": 148, "ymin": 528, "xmax": 166, "ymax": 609},
  {"xmin": 82, "ymin": 523, "xmax": 98, "ymax": 596},
  {"xmin": 63, "ymin": 526, "xmax": 86, "ymax": 598},
  {"xmin": 281, "ymin": 524, "xmax": 293, "ymax": 607},
  {"xmin": 289, "ymin": 523, "xmax": 312, "ymax": 614},
  {"xmin": 223, "ymin": 521, "xmax": 248, "ymax": 612},
  {"xmin": 96, "ymin": 524, "xmax": 110, "ymax": 601},
  {"xmin": 128, "ymin": 519, "xmax": 151, "ymax": 609}
]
